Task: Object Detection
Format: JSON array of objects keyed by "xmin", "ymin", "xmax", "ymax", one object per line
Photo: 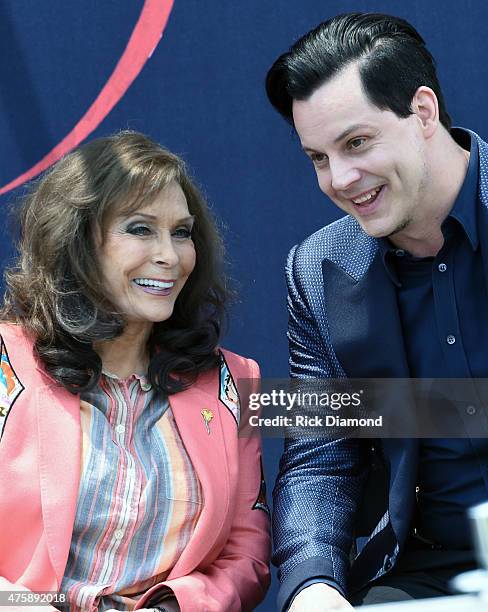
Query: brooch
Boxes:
[{"xmin": 201, "ymin": 408, "xmax": 214, "ymax": 434}]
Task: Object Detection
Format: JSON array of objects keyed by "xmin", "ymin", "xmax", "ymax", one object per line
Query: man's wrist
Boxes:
[{"xmin": 288, "ymin": 577, "xmax": 344, "ymax": 610}]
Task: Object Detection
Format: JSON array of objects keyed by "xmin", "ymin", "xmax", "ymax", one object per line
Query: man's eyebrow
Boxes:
[
  {"xmin": 301, "ymin": 124, "xmax": 373, "ymax": 153},
  {"xmin": 333, "ymin": 123, "xmax": 371, "ymax": 144},
  {"xmin": 302, "ymin": 145, "xmax": 326, "ymax": 154}
]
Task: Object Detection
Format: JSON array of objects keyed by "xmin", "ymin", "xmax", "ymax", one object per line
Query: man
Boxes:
[{"xmin": 266, "ymin": 12, "xmax": 488, "ymax": 611}]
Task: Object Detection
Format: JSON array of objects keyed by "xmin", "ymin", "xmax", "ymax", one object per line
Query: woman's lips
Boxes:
[{"xmin": 132, "ymin": 280, "xmax": 174, "ymax": 296}]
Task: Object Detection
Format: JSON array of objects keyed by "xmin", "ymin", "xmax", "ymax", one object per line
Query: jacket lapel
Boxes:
[
  {"xmin": 323, "ymin": 251, "xmax": 410, "ymax": 378},
  {"xmin": 167, "ymin": 376, "xmax": 230, "ymax": 577},
  {"xmin": 323, "ymin": 251, "xmax": 417, "ymax": 551},
  {"xmin": 36, "ymin": 383, "xmax": 81, "ymax": 587},
  {"xmin": 477, "ymin": 194, "xmax": 488, "ymax": 289},
  {"xmin": 473, "ymin": 133, "xmax": 488, "ymax": 294}
]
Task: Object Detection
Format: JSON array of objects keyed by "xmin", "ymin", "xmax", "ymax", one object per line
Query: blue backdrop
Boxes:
[{"xmin": 2, "ymin": 2, "xmax": 488, "ymax": 609}]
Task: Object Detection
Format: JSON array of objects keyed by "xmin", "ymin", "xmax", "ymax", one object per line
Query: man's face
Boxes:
[{"xmin": 292, "ymin": 63, "xmax": 430, "ymax": 239}]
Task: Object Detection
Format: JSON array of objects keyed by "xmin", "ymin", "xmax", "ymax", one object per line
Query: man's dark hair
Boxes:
[{"xmin": 266, "ymin": 12, "xmax": 451, "ymax": 130}]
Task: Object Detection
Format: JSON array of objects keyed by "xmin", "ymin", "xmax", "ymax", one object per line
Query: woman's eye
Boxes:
[
  {"xmin": 127, "ymin": 224, "xmax": 151, "ymax": 236},
  {"xmin": 173, "ymin": 227, "xmax": 193, "ymax": 239}
]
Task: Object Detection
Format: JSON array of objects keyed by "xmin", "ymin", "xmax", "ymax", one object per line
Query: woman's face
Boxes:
[{"xmin": 97, "ymin": 180, "xmax": 196, "ymax": 330}]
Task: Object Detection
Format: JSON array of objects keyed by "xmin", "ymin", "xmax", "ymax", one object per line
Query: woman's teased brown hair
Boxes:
[{"xmin": 2, "ymin": 131, "xmax": 229, "ymax": 393}]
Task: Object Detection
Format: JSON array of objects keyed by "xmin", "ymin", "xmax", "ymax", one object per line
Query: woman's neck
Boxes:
[{"xmin": 94, "ymin": 322, "xmax": 152, "ymax": 379}]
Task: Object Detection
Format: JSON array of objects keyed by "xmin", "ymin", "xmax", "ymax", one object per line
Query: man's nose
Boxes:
[
  {"xmin": 153, "ymin": 233, "xmax": 179, "ymax": 267},
  {"xmin": 328, "ymin": 157, "xmax": 361, "ymax": 193}
]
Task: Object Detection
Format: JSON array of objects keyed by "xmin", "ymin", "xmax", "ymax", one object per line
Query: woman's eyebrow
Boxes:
[{"xmin": 123, "ymin": 213, "xmax": 195, "ymax": 224}]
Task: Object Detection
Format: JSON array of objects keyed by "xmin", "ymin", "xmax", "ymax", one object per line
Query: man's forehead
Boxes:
[
  {"xmin": 291, "ymin": 67, "xmax": 385, "ymax": 149},
  {"xmin": 293, "ymin": 63, "xmax": 364, "ymax": 110},
  {"xmin": 293, "ymin": 102, "xmax": 378, "ymax": 151}
]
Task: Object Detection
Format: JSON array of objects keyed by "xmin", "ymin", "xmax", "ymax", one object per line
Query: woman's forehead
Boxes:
[{"xmin": 104, "ymin": 180, "xmax": 190, "ymax": 224}]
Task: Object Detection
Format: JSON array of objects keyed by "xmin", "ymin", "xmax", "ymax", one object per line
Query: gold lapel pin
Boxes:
[{"xmin": 201, "ymin": 409, "xmax": 214, "ymax": 434}]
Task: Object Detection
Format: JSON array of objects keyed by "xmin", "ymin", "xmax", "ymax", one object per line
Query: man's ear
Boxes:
[{"xmin": 411, "ymin": 86, "xmax": 439, "ymax": 138}]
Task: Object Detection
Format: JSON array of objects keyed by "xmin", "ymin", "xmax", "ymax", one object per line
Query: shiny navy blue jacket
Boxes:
[{"xmin": 273, "ymin": 130, "xmax": 488, "ymax": 611}]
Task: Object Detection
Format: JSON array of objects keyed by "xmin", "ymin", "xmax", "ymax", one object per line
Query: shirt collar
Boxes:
[
  {"xmin": 379, "ymin": 127, "xmax": 479, "ymax": 286},
  {"xmin": 444, "ymin": 127, "xmax": 479, "ymax": 251},
  {"xmin": 378, "ymin": 239, "xmax": 401, "ymax": 287},
  {"xmin": 102, "ymin": 369, "xmax": 152, "ymax": 392}
]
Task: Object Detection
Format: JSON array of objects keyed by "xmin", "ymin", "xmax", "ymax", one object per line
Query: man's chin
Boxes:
[
  {"xmin": 356, "ymin": 220, "xmax": 391, "ymax": 239},
  {"xmin": 385, "ymin": 219, "xmax": 411, "ymax": 238},
  {"xmin": 358, "ymin": 218, "xmax": 409, "ymax": 240}
]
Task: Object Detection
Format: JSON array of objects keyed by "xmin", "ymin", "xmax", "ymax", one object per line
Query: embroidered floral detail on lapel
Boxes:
[
  {"xmin": 253, "ymin": 456, "xmax": 270, "ymax": 515},
  {"xmin": 218, "ymin": 352, "xmax": 240, "ymax": 426},
  {"xmin": 0, "ymin": 335, "xmax": 24, "ymax": 439}
]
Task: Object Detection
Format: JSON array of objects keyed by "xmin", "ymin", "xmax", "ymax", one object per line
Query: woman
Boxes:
[{"xmin": 0, "ymin": 132, "xmax": 270, "ymax": 611}]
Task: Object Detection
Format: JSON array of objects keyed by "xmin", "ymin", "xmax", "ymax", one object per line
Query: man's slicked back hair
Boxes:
[{"xmin": 266, "ymin": 12, "xmax": 451, "ymax": 130}]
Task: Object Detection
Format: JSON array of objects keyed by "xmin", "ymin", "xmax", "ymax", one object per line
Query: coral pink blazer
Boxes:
[{"xmin": 0, "ymin": 324, "xmax": 270, "ymax": 611}]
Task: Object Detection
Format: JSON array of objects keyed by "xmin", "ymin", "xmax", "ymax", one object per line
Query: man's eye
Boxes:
[
  {"xmin": 349, "ymin": 137, "xmax": 366, "ymax": 149},
  {"xmin": 173, "ymin": 227, "xmax": 192, "ymax": 239},
  {"xmin": 310, "ymin": 152, "xmax": 329, "ymax": 166},
  {"xmin": 127, "ymin": 224, "xmax": 151, "ymax": 236}
]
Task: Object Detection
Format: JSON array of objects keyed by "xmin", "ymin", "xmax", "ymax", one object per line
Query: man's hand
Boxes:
[{"xmin": 289, "ymin": 583, "xmax": 354, "ymax": 611}]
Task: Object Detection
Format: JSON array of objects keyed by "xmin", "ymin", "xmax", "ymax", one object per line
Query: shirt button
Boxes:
[
  {"xmin": 115, "ymin": 424, "xmax": 125, "ymax": 434},
  {"xmin": 114, "ymin": 529, "xmax": 124, "ymax": 540},
  {"xmin": 383, "ymin": 555, "xmax": 393, "ymax": 571},
  {"xmin": 394, "ymin": 249, "xmax": 405, "ymax": 257},
  {"xmin": 466, "ymin": 405, "xmax": 477, "ymax": 415},
  {"xmin": 438, "ymin": 263, "xmax": 447, "ymax": 272},
  {"xmin": 446, "ymin": 335, "xmax": 456, "ymax": 345}
]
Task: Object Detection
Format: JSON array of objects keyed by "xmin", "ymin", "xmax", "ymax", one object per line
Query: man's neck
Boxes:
[{"xmin": 389, "ymin": 135, "xmax": 471, "ymax": 258}]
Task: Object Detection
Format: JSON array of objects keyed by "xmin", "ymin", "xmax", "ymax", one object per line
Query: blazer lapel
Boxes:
[
  {"xmin": 477, "ymin": 194, "xmax": 488, "ymax": 289},
  {"xmin": 323, "ymin": 251, "xmax": 410, "ymax": 378},
  {"xmin": 473, "ymin": 133, "xmax": 488, "ymax": 292},
  {"xmin": 36, "ymin": 383, "xmax": 81, "ymax": 587},
  {"xmin": 168, "ymin": 378, "xmax": 230, "ymax": 577}
]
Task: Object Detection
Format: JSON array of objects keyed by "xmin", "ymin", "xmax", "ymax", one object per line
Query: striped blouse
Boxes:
[{"xmin": 59, "ymin": 372, "xmax": 202, "ymax": 611}]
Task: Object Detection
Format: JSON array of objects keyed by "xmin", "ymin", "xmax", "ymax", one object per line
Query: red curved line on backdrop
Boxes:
[{"xmin": 0, "ymin": 0, "xmax": 174, "ymax": 196}]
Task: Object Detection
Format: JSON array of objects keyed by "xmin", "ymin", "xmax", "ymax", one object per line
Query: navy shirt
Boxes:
[{"xmin": 380, "ymin": 129, "xmax": 488, "ymax": 549}]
